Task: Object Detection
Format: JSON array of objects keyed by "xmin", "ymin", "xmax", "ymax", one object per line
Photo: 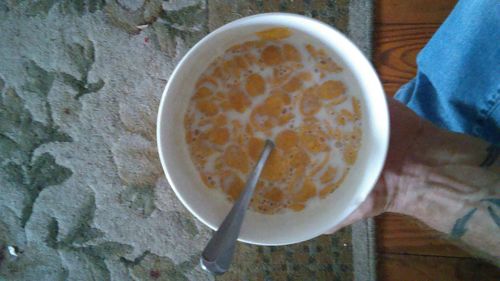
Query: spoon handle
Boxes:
[{"xmin": 200, "ymin": 140, "xmax": 274, "ymax": 275}]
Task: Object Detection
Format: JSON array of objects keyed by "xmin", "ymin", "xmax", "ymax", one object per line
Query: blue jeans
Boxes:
[{"xmin": 394, "ymin": 0, "xmax": 500, "ymax": 145}]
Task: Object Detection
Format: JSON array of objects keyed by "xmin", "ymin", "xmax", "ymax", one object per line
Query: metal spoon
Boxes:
[{"xmin": 200, "ymin": 139, "xmax": 274, "ymax": 275}]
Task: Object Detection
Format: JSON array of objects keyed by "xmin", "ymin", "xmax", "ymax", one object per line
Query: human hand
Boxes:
[{"xmin": 323, "ymin": 98, "xmax": 425, "ymax": 234}]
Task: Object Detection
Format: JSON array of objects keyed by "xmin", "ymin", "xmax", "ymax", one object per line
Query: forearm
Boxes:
[{"xmin": 391, "ymin": 120, "xmax": 500, "ymax": 264}]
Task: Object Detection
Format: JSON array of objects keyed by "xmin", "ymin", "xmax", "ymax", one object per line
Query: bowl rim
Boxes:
[{"xmin": 157, "ymin": 12, "xmax": 389, "ymax": 245}]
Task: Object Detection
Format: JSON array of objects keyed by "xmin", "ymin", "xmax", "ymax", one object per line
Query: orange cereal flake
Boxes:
[
  {"xmin": 343, "ymin": 143, "xmax": 358, "ymax": 165},
  {"xmin": 278, "ymin": 112, "xmax": 294, "ymax": 125},
  {"xmin": 283, "ymin": 76, "xmax": 302, "ymax": 92},
  {"xmin": 293, "ymin": 178, "xmax": 316, "ymax": 202},
  {"xmin": 316, "ymin": 57, "xmax": 342, "ymax": 73},
  {"xmin": 208, "ymin": 127, "xmax": 229, "ymax": 145},
  {"xmin": 245, "ymin": 73, "xmax": 266, "ymax": 96},
  {"xmin": 231, "ymin": 120, "xmax": 246, "ymax": 145},
  {"xmin": 230, "ymin": 41, "xmax": 264, "ymax": 53},
  {"xmin": 227, "ymin": 43, "xmax": 244, "ymax": 53},
  {"xmin": 196, "ymin": 100, "xmax": 219, "ymax": 116},
  {"xmin": 195, "ymin": 76, "xmax": 218, "ymax": 88},
  {"xmin": 319, "ymin": 182, "xmax": 339, "ymax": 199},
  {"xmin": 329, "ymin": 126, "xmax": 343, "ymax": 140},
  {"xmin": 349, "ymin": 127, "xmax": 362, "ymax": 143},
  {"xmin": 318, "ymin": 80, "xmax": 345, "ymax": 100},
  {"xmin": 337, "ymin": 115, "xmax": 346, "ymax": 126},
  {"xmin": 245, "ymin": 123, "xmax": 253, "ymax": 135},
  {"xmin": 310, "ymin": 152, "xmax": 330, "ymax": 177},
  {"xmin": 282, "ymin": 44, "xmax": 301, "ymax": 62},
  {"xmin": 193, "ymin": 86, "xmax": 212, "ymax": 99},
  {"xmin": 261, "ymin": 150, "xmax": 288, "ymax": 181},
  {"xmin": 264, "ymin": 188, "xmax": 284, "ymax": 202},
  {"xmin": 243, "ymin": 52, "xmax": 257, "ymax": 62},
  {"xmin": 250, "ymin": 107, "xmax": 272, "ymax": 131},
  {"xmin": 223, "ymin": 145, "xmax": 250, "ymax": 173},
  {"xmin": 285, "ymin": 169, "xmax": 304, "ymax": 193},
  {"xmin": 185, "ymin": 130, "xmax": 194, "ymax": 143},
  {"xmin": 352, "ymin": 97, "xmax": 361, "ymax": 119},
  {"xmin": 263, "ymin": 95, "xmax": 285, "ymax": 114},
  {"xmin": 211, "ymin": 66, "xmax": 226, "ymax": 80},
  {"xmin": 228, "ymin": 91, "xmax": 251, "ymax": 113},
  {"xmin": 271, "ymin": 64, "xmax": 299, "ymax": 86},
  {"xmin": 326, "ymin": 95, "xmax": 348, "ymax": 107},
  {"xmin": 320, "ymin": 166, "xmax": 337, "ymax": 184},
  {"xmin": 276, "ymin": 130, "xmax": 299, "ymax": 151},
  {"xmin": 213, "ymin": 91, "xmax": 226, "ymax": 101},
  {"xmin": 305, "ymin": 44, "xmax": 343, "ymax": 74},
  {"xmin": 337, "ymin": 109, "xmax": 355, "ymax": 126},
  {"xmin": 249, "ymin": 95, "xmax": 289, "ymax": 130},
  {"xmin": 214, "ymin": 114, "xmax": 228, "ymax": 127},
  {"xmin": 220, "ymin": 100, "xmax": 232, "ymax": 111},
  {"xmin": 289, "ymin": 203, "xmax": 305, "ymax": 212},
  {"xmin": 233, "ymin": 55, "xmax": 248, "ymax": 69},
  {"xmin": 201, "ymin": 173, "xmax": 217, "ymax": 189},
  {"xmin": 232, "ymin": 119, "xmax": 242, "ymax": 129},
  {"xmin": 288, "ymin": 147, "xmax": 310, "ymax": 168},
  {"xmin": 306, "ymin": 44, "xmax": 328, "ymax": 59},
  {"xmin": 222, "ymin": 59, "xmax": 241, "ymax": 77},
  {"xmin": 223, "ymin": 174, "xmax": 245, "ymax": 201},
  {"xmin": 270, "ymin": 90, "xmax": 291, "ymax": 105},
  {"xmin": 319, "ymin": 170, "xmax": 348, "ymax": 198},
  {"xmin": 296, "ymin": 71, "xmax": 313, "ymax": 81},
  {"xmin": 255, "ymin": 27, "xmax": 293, "ymax": 40},
  {"xmin": 248, "ymin": 137, "xmax": 265, "ymax": 160},
  {"xmin": 255, "ymin": 181, "xmax": 267, "ymax": 192},
  {"xmin": 305, "ymin": 44, "xmax": 318, "ymax": 58},
  {"xmin": 190, "ymin": 139, "xmax": 214, "ymax": 161},
  {"xmin": 340, "ymin": 109, "xmax": 355, "ymax": 120},
  {"xmin": 214, "ymin": 155, "xmax": 225, "ymax": 170},
  {"xmin": 184, "ymin": 114, "xmax": 194, "ymax": 130},
  {"xmin": 299, "ymin": 89, "xmax": 321, "ymax": 116},
  {"xmin": 200, "ymin": 116, "xmax": 219, "ymax": 126},
  {"xmin": 299, "ymin": 125, "xmax": 329, "ymax": 153},
  {"xmin": 261, "ymin": 45, "xmax": 282, "ymax": 65}
]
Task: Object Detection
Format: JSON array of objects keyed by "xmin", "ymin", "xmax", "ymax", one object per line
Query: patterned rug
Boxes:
[{"xmin": 0, "ymin": 1, "xmax": 374, "ymax": 280}]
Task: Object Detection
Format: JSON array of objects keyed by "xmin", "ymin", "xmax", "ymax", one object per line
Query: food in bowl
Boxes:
[{"xmin": 184, "ymin": 27, "xmax": 362, "ymax": 214}]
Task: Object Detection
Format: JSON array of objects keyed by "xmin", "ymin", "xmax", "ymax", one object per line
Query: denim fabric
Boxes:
[{"xmin": 394, "ymin": 0, "xmax": 500, "ymax": 144}]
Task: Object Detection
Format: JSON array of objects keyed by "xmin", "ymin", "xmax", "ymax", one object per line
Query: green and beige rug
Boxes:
[{"xmin": 0, "ymin": 1, "xmax": 375, "ymax": 280}]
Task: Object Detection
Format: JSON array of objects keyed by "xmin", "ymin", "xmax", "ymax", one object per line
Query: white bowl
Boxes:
[{"xmin": 157, "ymin": 13, "xmax": 389, "ymax": 246}]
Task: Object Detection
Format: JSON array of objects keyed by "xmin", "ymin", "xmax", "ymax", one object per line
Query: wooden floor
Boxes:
[{"xmin": 374, "ymin": 0, "xmax": 500, "ymax": 279}]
